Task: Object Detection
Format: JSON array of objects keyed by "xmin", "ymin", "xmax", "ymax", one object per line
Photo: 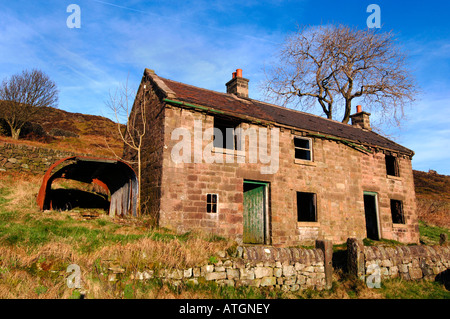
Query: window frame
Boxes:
[
  {"xmin": 206, "ymin": 193, "xmax": 219, "ymax": 214},
  {"xmin": 294, "ymin": 136, "xmax": 313, "ymax": 162}
]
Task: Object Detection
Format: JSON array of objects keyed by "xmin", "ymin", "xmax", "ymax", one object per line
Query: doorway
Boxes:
[
  {"xmin": 363, "ymin": 192, "xmax": 380, "ymax": 240},
  {"xmin": 243, "ymin": 180, "xmax": 269, "ymax": 244}
]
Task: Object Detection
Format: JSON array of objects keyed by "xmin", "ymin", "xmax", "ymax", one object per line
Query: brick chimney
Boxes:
[
  {"xmin": 226, "ymin": 68, "xmax": 249, "ymax": 98},
  {"xmin": 349, "ymin": 105, "xmax": 371, "ymax": 130}
]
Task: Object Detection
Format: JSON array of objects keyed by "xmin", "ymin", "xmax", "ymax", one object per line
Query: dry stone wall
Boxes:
[
  {"xmin": 0, "ymin": 142, "xmax": 85, "ymax": 174},
  {"xmin": 364, "ymin": 244, "xmax": 449, "ymax": 281},
  {"xmin": 347, "ymin": 238, "xmax": 450, "ymax": 284},
  {"xmin": 121, "ymin": 242, "xmax": 333, "ymax": 292}
]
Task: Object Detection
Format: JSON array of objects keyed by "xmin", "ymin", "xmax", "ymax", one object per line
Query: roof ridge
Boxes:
[{"xmin": 159, "ymin": 75, "xmax": 253, "ymax": 102}]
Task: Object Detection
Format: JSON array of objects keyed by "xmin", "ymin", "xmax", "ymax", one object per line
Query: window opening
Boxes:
[
  {"xmin": 213, "ymin": 117, "xmax": 241, "ymax": 150},
  {"xmin": 297, "ymin": 192, "xmax": 317, "ymax": 222},
  {"xmin": 385, "ymin": 155, "xmax": 400, "ymax": 177},
  {"xmin": 390, "ymin": 199, "xmax": 405, "ymax": 224}
]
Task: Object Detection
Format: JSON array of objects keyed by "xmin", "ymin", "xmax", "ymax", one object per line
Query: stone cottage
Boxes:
[{"xmin": 124, "ymin": 68, "xmax": 419, "ymax": 247}]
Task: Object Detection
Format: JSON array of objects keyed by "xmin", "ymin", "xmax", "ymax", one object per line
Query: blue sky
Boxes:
[{"xmin": 1, "ymin": 0, "xmax": 449, "ymax": 174}]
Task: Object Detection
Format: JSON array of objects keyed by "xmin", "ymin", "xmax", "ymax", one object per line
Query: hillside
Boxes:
[
  {"xmin": 414, "ymin": 170, "xmax": 450, "ymax": 229},
  {"xmin": 413, "ymin": 170, "xmax": 450, "ymax": 201},
  {"xmin": 0, "ymin": 106, "xmax": 124, "ymax": 157}
]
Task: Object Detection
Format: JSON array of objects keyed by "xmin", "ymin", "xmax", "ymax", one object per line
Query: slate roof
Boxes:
[{"xmin": 146, "ymin": 69, "xmax": 413, "ymax": 156}]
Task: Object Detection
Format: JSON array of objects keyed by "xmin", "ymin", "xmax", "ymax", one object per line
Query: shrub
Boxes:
[{"xmin": 49, "ymin": 128, "xmax": 79, "ymax": 138}]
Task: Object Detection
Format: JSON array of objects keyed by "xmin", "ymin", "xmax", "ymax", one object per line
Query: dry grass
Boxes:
[
  {"xmin": 0, "ymin": 171, "xmax": 234, "ymax": 299},
  {"xmin": 0, "ymin": 171, "xmax": 448, "ymax": 299},
  {"xmin": 1, "ymin": 171, "xmax": 42, "ymax": 209},
  {"xmin": 417, "ymin": 198, "xmax": 450, "ymax": 229}
]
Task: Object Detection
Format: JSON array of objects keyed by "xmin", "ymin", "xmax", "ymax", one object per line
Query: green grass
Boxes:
[
  {"xmin": 419, "ymin": 220, "xmax": 450, "ymax": 245},
  {"xmin": 0, "ymin": 210, "xmax": 145, "ymax": 252},
  {"xmin": 0, "ymin": 186, "xmax": 198, "ymax": 253},
  {"xmin": 380, "ymin": 278, "xmax": 450, "ymax": 299}
]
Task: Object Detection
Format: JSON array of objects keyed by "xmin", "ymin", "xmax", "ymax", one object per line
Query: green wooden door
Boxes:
[{"xmin": 243, "ymin": 182, "xmax": 266, "ymax": 244}]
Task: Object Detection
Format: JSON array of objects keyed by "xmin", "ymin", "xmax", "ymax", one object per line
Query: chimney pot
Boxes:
[
  {"xmin": 356, "ymin": 105, "xmax": 362, "ymax": 113},
  {"xmin": 236, "ymin": 69, "xmax": 243, "ymax": 78},
  {"xmin": 232, "ymin": 72, "xmax": 236, "ymax": 79}
]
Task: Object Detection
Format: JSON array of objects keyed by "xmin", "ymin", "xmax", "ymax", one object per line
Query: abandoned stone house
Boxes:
[{"xmin": 125, "ymin": 67, "xmax": 419, "ymax": 247}]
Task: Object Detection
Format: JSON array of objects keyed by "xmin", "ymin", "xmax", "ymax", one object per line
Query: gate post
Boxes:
[
  {"xmin": 347, "ymin": 238, "xmax": 365, "ymax": 280},
  {"xmin": 315, "ymin": 240, "xmax": 333, "ymax": 289}
]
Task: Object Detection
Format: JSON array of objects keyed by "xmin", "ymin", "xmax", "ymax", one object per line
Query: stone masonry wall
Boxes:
[
  {"xmin": 0, "ymin": 142, "xmax": 82, "ymax": 174},
  {"xmin": 347, "ymin": 238, "xmax": 450, "ymax": 284},
  {"xmin": 158, "ymin": 103, "xmax": 419, "ymax": 247},
  {"xmin": 120, "ymin": 243, "xmax": 332, "ymax": 292},
  {"xmin": 122, "ymin": 77, "xmax": 166, "ymax": 220}
]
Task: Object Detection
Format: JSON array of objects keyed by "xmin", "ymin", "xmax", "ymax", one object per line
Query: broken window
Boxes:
[
  {"xmin": 385, "ymin": 155, "xmax": 400, "ymax": 177},
  {"xmin": 390, "ymin": 199, "xmax": 405, "ymax": 224},
  {"xmin": 294, "ymin": 137, "xmax": 312, "ymax": 161},
  {"xmin": 297, "ymin": 192, "xmax": 317, "ymax": 222},
  {"xmin": 206, "ymin": 193, "xmax": 218, "ymax": 213},
  {"xmin": 213, "ymin": 117, "xmax": 240, "ymax": 150}
]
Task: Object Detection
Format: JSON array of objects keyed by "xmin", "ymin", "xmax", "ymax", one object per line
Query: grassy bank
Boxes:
[{"xmin": 0, "ymin": 172, "xmax": 448, "ymax": 299}]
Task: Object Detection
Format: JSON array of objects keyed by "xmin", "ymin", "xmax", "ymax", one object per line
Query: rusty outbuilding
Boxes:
[{"xmin": 37, "ymin": 156, "xmax": 138, "ymax": 217}]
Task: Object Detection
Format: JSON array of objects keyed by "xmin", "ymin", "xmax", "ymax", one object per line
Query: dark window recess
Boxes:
[
  {"xmin": 206, "ymin": 194, "xmax": 218, "ymax": 213},
  {"xmin": 294, "ymin": 137, "xmax": 312, "ymax": 161},
  {"xmin": 213, "ymin": 117, "xmax": 240, "ymax": 150},
  {"xmin": 385, "ymin": 155, "xmax": 400, "ymax": 176},
  {"xmin": 297, "ymin": 192, "xmax": 317, "ymax": 222},
  {"xmin": 390, "ymin": 199, "xmax": 405, "ymax": 224}
]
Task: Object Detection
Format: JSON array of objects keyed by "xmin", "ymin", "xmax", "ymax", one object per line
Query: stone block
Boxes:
[
  {"xmin": 260, "ymin": 277, "xmax": 277, "ymax": 286},
  {"xmin": 184, "ymin": 268, "xmax": 193, "ymax": 278},
  {"xmin": 294, "ymin": 262, "xmax": 304, "ymax": 271},
  {"xmin": 254, "ymin": 266, "xmax": 273, "ymax": 279},
  {"xmin": 193, "ymin": 267, "xmax": 201, "ymax": 277},
  {"xmin": 290, "ymin": 284, "xmax": 300, "ymax": 291},
  {"xmin": 201, "ymin": 264, "xmax": 214, "ymax": 275},
  {"xmin": 226, "ymin": 268, "xmax": 240, "ymax": 280},
  {"xmin": 236, "ymin": 279, "xmax": 261, "ymax": 287},
  {"xmin": 205, "ymin": 272, "xmax": 227, "ymax": 281},
  {"xmin": 409, "ymin": 268, "xmax": 423, "ymax": 280},
  {"xmin": 304, "ymin": 266, "xmax": 315, "ymax": 273},
  {"xmin": 282, "ymin": 265, "xmax": 295, "ymax": 277},
  {"xmin": 167, "ymin": 269, "xmax": 183, "ymax": 280},
  {"xmin": 239, "ymin": 268, "xmax": 255, "ymax": 280},
  {"xmin": 274, "ymin": 268, "xmax": 282, "ymax": 277},
  {"xmin": 399, "ymin": 264, "xmax": 409, "ymax": 273},
  {"xmin": 283, "ymin": 276, "xmax": 297, "ymax": 285}
]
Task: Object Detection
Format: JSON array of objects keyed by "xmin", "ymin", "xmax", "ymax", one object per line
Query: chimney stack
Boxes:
[
  {"xmin": 349, "ymin": 105, "xmax": 371, "ymax": 130},
  {"xmin": 226, "ymin": 69, "xmax": 249, "ymax": 98}
]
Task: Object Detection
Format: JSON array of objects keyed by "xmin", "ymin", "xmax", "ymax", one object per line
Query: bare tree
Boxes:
[
  {"xmin": 0, "ymin": 69, "xmax": 58, "ymax": 139},
  {"xmin": 263, "ymin": 25, "xmax": 419, "ymax": 128},
  {"xmin": 106, "ymin": 79, "xmax": 147, "ymax": 217}
]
